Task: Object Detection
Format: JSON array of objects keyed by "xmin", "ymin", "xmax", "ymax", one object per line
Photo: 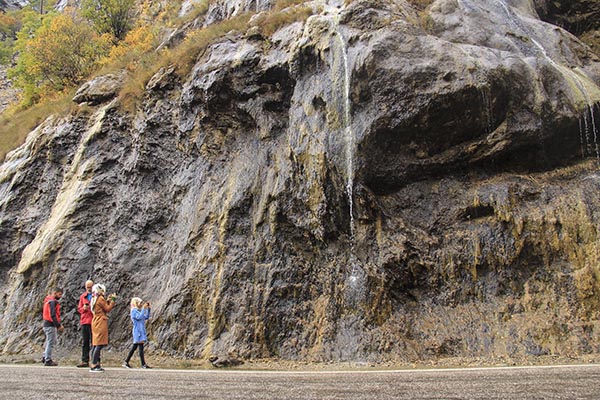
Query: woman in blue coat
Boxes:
[{"xmin": 123, "ymin": 297, "xmax": 151, "ymax": 369}]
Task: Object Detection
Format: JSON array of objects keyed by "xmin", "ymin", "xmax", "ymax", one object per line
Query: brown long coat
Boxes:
[{"xmin": 91, "ymin": 295, "xmax": 114, "ymax": 346}]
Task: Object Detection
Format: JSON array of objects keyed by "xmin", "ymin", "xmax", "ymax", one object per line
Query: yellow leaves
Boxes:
[
  {"xmin": 124, "ymin": 25, "xmax": 156, "ymax": 51},
  {"xmin": 28, "ymin": 14, "xmax": 110, "ymax": 84},
  {"xmin": 107, "ymin": 25, "xmax": 157, "ymax": 70},
  {"xmin": 0, "ymin": 12, "xmax": 19, "ymax": 36},
  {"xmin": 10, "ymin": 12, "xmax": 112, "ymax": 105}
]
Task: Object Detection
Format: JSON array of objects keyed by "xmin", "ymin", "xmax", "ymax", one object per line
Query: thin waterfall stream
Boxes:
[
  {"xmin": 492, "ymin": 0, "xmax": 600, "ymax": 162},
  {"xmin": 332, "ymin": 24, "xmax": 355, "ymax": 241},
  {"xmin": 492, "ymin": 0, "xmax": 600, "ymax": 278},
  {"xmin": 327, "ymin": 6, "xmax": 365, "ymax": 304}
]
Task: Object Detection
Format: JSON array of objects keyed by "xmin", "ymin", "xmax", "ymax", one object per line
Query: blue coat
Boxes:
[{"xmin": 130, "ymin": 307, "xmax": 150, "ymax": 343}]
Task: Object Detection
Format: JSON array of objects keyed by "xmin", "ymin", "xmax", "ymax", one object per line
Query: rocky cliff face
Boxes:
[
  {"xmin": 0, "ymin": 66, "xmax": 19, "ymax": 115},
  {"xmin": 1, "ymin": 0, "xmax": 600, "ymax": 363},
  {"xmin": 535, "ymin": 0, "xmax": 600, "ymax": 53},
  {"xmin": 535, "ymin": 0, "xmax": 600, "ymax": 35},
  {"xmin": 0, "ymin": 0, "xmax": 27, "ymax": 11}
]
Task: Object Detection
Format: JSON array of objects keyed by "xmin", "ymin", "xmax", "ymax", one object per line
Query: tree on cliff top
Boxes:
[
  {"xmin": 8, "ymin": 10, "xmax": 112, "ymax": 105},
  {"xmin": 81, "ymin": 0, "xmax": 136, "ymax": 42}
]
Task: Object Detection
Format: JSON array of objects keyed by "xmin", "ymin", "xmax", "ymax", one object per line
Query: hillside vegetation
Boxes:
[{"xmin": 0, "ymin": 0, "xmax": 312, "ymax": 160}]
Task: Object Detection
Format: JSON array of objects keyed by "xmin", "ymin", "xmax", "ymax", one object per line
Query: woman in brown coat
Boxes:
[{"xmin": 90, "ymin": 284, "xmax": 116, "ymax": 372}]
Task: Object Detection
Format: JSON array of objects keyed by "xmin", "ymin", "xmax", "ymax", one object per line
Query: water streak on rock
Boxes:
[
  {"xmin": 328, "ymin": 7, "xmax": 365, "ymax": 306},
  {"xmin": 494, "ymin": 0, "xmax": 600, "ymax": 162},
  {"xmin": 480, "ymin": 86, "xmax": 493, "ymax": 134}
]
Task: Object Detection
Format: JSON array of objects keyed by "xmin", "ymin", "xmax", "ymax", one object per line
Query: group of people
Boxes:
[{"xmin": 41, "ymin": 280, "xmax": 152, "ymax": 373}]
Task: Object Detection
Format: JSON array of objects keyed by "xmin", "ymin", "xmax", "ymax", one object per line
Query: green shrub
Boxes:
[
  {"xmin": 0, "ymin": 11, "xmax": 20, "ymax": 63},
  {"xmin": 8, "ymin": 10, "xmax": 112, "ymax": 106},
  {"xmin": 81, "ymin": 0, "xmax": 136, "ymax": 42}
]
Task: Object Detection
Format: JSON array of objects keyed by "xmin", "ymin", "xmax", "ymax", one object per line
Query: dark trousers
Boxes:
[
  {"xmin": 92, "ymin": 345, "xmax": 104, "ymax": 366},
  {"xmin": 125, "ymin": 343, "xmax": 146, "ymax": 366},
  {"xmin": 81, "ymin": 324, "xmax": 92, "ymax": 362}
]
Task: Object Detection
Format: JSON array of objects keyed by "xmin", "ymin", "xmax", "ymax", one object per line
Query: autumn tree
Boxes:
[
  {"xmin": 0, "ymin": 11, "xmax": 20, "ymax": 64},
  {"xmin": 9, "ymin": 11, "xmax": 112, "ymax": 105},
  {"xmin": 81, "ymin": 0, "xmax": 137, "ymax": 42},
  {"xmin": 0, "ymin": 12, "xmax": 19, "ymax": 39}
]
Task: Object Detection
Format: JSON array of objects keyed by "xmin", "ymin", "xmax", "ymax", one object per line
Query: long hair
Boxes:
[{"xmin": 90, "ymin": 284, "xmax": 106, "ymax": 314}]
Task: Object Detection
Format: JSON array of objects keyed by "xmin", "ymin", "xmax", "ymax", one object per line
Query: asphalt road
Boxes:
[{"xmin": 1, "ymin": 364, "xmax": 599, "ymax": 399}]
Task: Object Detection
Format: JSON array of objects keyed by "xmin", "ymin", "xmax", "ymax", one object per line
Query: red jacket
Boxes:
[
  {"xmin": 42, "ymin": 295, "xmax": 61, "ymax": 327},
  {"xmin": 78, "ymin": 291, "xmax": 93, "ymax": 325}
]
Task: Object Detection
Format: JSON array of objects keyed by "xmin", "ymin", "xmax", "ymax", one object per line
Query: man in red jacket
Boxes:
[
  {"xmin": 77, "ymin": 280, "xmax": 94, "ymax": 368},
  {"xmin": 42, "ymin": 288, "xmax": 64, "ymax": 366}
]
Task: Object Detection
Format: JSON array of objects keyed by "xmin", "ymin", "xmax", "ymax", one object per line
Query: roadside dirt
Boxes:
[{"xmin": 2, "ymin": 350, "xmax": 599, "ymax": 371}]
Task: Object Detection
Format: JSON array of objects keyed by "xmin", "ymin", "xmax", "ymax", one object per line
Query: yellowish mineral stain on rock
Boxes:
[{"xmin": 16, "ymin": 102, "xmax": 114, "ymax": 274}]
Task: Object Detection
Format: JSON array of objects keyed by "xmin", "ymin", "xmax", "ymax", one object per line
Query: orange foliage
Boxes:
[
  {"xmin": 9, "ymin": 12, "xmax": 112, "ymax": 105},
  {"xmin": 107, "ymin": 25, "xmax": 157, "ymax": 70},
  {"xmin": 24, "ymin": 13, "xmax": 112, "ymax": 88},
  {"xmin": 0, "ymin": 12, "xmax": 19, "ymax": 37}
]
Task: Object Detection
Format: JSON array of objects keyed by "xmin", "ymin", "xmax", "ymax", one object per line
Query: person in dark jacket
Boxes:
[
  {"xmin": 76, "ymin": 280, "xmax": 94, "ymax": 368},
  {"xmin": 42, "ymin": 288, "xmax": 64, "ymax": 366}
]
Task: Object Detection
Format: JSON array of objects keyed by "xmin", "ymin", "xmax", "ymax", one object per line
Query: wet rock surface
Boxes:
[
  {"xmin": 535, "ymin": 0, "xmax": 600, "ymax": 54},
  {"xmin": 1, "ymin": 0, "xmax": 600, "ymax": 365}
]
